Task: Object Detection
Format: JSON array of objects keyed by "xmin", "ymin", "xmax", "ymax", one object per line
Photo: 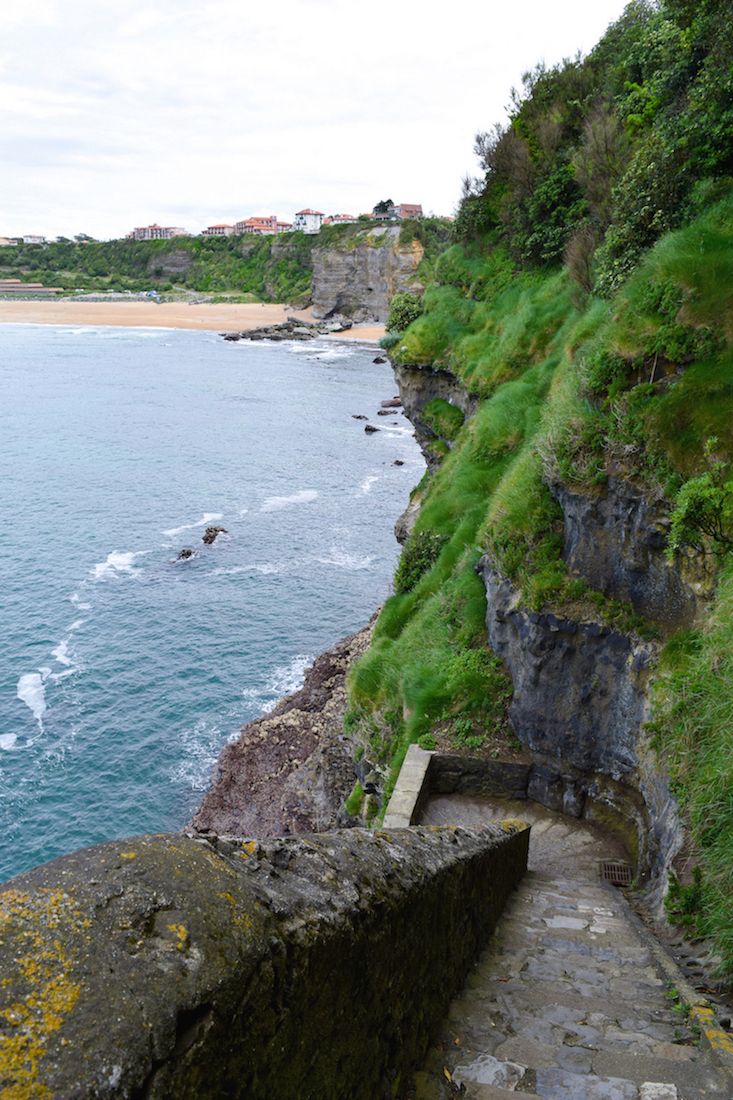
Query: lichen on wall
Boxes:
[{"xmin": 0, "ymin": 825, "xmax": 529, "ymax": 1099}]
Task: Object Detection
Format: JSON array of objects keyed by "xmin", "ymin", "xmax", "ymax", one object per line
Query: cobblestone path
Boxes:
[{"xmin": 412, "ymin": 796, "xmax": 731, "ymax": 1100}]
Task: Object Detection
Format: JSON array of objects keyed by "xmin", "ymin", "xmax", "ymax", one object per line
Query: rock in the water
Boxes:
[
  {"xmin": 380, "ymin": 398, "xmax": 402, "ymax": 408},
  {"xmin": 393, "ymin": 459, "xmax": 404, "ymax": 466},
  {"xmin": 202, "ymin": 526, "xmax": 227, "ymax": 545},
  {"xmin": 377, "ymin": 409, "xmax": 393, "ymax": 416},
  {"xmin": 177, "ymin": 547, "xmax": 196, "ymax": 561},
  {"xmin": 364, "ymin": 424, "xmax": 380, "ymax": 434},
  {"xmin": 352, "ymin": 414, "xmax": 368, "ymax": 420},
  {"xmin": 373, "ymin": 356, "xmax": 387, "ymax": 364}
]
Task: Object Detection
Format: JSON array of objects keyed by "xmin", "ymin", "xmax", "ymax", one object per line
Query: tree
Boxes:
[{"xmin": 372, "ymin": 199, "xmax": 394, "ymax": 215}]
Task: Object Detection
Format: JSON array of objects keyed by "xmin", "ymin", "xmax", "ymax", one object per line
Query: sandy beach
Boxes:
[{"xmin": 0, "ymin": 300, "xmax": 385, "ymax": 343}]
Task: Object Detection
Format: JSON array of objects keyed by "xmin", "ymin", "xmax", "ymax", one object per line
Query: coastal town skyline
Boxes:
[
  {"xmin": 0, "ymin": 202, "xmax": 427, "ymax": 246},
  {"xmin": 2, "ymin": 0, "xmax": 628, "ymax": 240}
]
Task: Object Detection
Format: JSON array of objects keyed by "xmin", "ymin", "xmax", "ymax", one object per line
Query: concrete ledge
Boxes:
[
  {"xmin": 383, "ymin": 743, "xmax": 433, "ymax": 826},
  {"xmin": 0, "ymin": 824, "xmax": 530, "ymax": 1099}
]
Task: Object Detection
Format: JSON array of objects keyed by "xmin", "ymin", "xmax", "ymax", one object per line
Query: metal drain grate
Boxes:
[{"xmin": 599, "ymin": 859, "xmax": 633, "ymax": 887}]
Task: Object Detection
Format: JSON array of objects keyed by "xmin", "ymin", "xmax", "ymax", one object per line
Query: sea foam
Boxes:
[
  {"xmin": 51, "ymin": 639, "xmax": 73, "ymax": 666},
  {"xmin": 240, "ymin": 654, "xmax": 313, "ymax": 715},
  {"xmin": 0, "ymin": 733, "xmax": 18, "ymax": 751},
  {"xmin": 359, "ymin": 475, "xmax": 380, "ymax": 494},
  {"xmin": 91, "ymin": 550, "xmax": 147, "ymax": 581},
  {"xmin": 260, "ymin": 489, "xmax": 318, "ymax": 513},
  {"xmin": 317, "ymin": 547, "xmax": 373, "ymax": 570},
  {"xmin": 17, "ymin": 673, "xmax": 47, "ymax": 728},
  {"xmin": 162, "ymin": 512, "xmax": 224, "ymax": 538}
]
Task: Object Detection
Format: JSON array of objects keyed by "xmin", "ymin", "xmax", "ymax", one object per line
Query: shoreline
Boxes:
[{"xmin": 0, "ymin": 300, "xmax": 385, "ymax": 344}]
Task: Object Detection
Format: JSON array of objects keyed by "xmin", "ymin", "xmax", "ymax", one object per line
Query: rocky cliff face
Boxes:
[
  {"xmin": 553, "ymin": 477, "xmax": 713, "ymax": 629},
  {"xmin": 311, "ymin": 227, "xmax": 423, "ymax": 322},
  {"xmin": 389, "ymin": 356, "xmax": 691, "ymax": 908},
  {"xmin": 191, "ymin": 624, "xmax": 372, "ymax": 838}
]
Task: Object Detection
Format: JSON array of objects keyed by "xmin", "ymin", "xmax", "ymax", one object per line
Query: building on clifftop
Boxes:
[{"xmin": 293, "ymin": 209, "xmax": 324, "ymax": 234}]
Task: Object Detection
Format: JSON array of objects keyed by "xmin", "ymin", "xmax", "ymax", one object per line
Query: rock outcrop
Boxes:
[
  {"xmin": 553, "ymin": 477, "xmax": 714, "ymax": 629},
  {"xmin": 191, "ymin": 624, "xmax": 373, "ymax": 837},
  {"xmin": 477, "ymin": 556, "xmax": 684, "ymax": 903},
  {"xmin": 393, "ymin": 361, "xmax": 476, "ymax": 468},
  {"xmin": 311, "ymin": 227, "xmax": 424, "ymax": 322}
]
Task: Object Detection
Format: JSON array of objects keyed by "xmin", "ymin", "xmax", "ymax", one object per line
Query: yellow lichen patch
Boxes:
[
  {"xmin": 240, "ymin": 840, "xmax": 258, "ymax": 858},
  {"xmin": 690, "ymin": 1004, "xmax": 733, "ymax": 1055},
  {"xmin": 166, "ymin": 923, "xmax": 189, "ymax": 952},
  {"xmin": 0, "ymin": 888, "xmax": 83, "ymax": 1099},
  {"xmin": 216, "ymin": 892, "xmax": 253, "ymax": 934},
  {"xmin": 499, "ymin": 819, "xmax": 530, "ymax": 833},
  {"xmin": 119, "ymin": 851, "xmax": 138, "ymax": 861}
]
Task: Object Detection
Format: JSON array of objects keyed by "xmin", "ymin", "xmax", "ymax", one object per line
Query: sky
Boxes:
[{"xmin": 0, "ymin": 0, "xmax": 629, "ymax": 240}]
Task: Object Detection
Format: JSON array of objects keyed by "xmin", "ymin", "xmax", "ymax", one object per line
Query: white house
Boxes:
[
  {"xmin": 293, "ymin": 209, "xmax": 323, "ymax": 234},
  {"xmin": 129, "ymin": 224, "xmax": 188, "ymax": 241},
  {"xmin": 201, "ymin": 224, "xmax": 235, "ymax": 237},
  {"xmin": 22, "ymin": 234, "xmax": 47, "ymax": 245}
]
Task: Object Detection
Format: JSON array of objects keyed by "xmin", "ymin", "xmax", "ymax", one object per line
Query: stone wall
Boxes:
[{"xmin": 0, "ymin": 825, "xmax": 529, "ymax": 1099}]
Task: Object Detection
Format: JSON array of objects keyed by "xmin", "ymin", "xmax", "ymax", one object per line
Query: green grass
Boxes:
[
  {"xmin": 352, "ymin": 204, "xmax": 733, "ymax": 976},
  {"xmin": 650, "ymin": 562, "xmax": 733, "ymax": 981},
  {"xmin": 420, "ymin": 398, "xmax": 465, "ymax": 442}
]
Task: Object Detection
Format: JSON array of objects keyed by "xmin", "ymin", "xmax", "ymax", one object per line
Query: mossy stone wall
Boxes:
[{"xmin": 0, "ymin": 824, "xmax": 528, "ymax": 1099}]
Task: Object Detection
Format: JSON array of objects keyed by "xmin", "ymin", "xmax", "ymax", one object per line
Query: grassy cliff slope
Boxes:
[{"xmin": 348, "ymin": 0, "xmax": 733, "ymax": 982}]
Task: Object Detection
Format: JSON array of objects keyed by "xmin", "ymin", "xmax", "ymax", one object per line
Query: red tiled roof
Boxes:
[{"xmin": 295, "ymin": 209, "xmax": 323, "ymax": 216}]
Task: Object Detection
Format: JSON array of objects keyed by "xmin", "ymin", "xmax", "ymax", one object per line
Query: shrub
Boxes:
[
  {"xmin": 394, "ymin": 529, "xmax": 448, "ymax": 594},
  {"xmin": 387, "ymin": 291, "xmax": 423, "ymax": 333}
]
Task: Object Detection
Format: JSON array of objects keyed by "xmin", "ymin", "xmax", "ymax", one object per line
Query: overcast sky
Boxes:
[{"xmin": 1, "ymin": 0, "xmax": 629, "ymax": 240}]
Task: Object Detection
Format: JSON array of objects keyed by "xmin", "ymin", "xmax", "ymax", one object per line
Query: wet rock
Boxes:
[
  {"xmin": 373, "ymin": 356, "xmax": 386, "ymax": 364},
  {"xmin": 364, "ymin": 424, "xmax": 380, "ymax": 434},
  {"xmin": 376, "ymin": 409, "xmax": 393, "ymax": 416},
  {"xmin": 393, "ymin": 459, "xmax": 404, "ymax": 466},
  {"xmin": 380, "ymin": 398, "xmax": 402, "ymax": 408},
  {"xmin": 176, "ymin": 547, "xmax": 196, "ymax": 561},
  {"xmin": 202, "ymin": 526, "xmax": 227, "ymax": 545},
  {"xmin": 352, "ymin": 414, "xmax": 368, "ymax": 420},
  {"xmin": 191, "ymin": 623, "xmax": 375, "ymax": 837}
]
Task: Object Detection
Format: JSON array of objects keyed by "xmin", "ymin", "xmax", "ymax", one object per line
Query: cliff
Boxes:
[
  {"xmin": 311, "ymin": 226, "xmax": 424, "ymax": 322},
  {"xmin": 348, "ymin": 183, "xmax": 733, "ymax": 985}
]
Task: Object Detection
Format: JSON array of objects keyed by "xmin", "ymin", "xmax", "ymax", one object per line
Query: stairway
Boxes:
[{"xmin": 411, "ymin": 797, "xmax": 731, "ymax": 1100}]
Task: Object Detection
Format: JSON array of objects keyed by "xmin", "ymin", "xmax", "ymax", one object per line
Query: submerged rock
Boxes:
[
  {"xmin": 176, "ymin": 547, "xmax": 196, "ymax": 561},
  {"xmin": 393, "ymin": 459, "xmax": 405, "ymax": 466},
  {"xmin": 202, "ymin": 526, "xmax": 227, "ymax": 545},
  {"xmin": 364, "ymin": 424, "xmax": 380, "ymax": 434},
  {"xmin": 352, "ymin": 414, "xmax": 368, "ymax": 420}
]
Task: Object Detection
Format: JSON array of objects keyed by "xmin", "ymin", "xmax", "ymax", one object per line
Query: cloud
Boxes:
[{"xmin": 0, "ymin": 0, "xmax": 630, "ymax": 238}]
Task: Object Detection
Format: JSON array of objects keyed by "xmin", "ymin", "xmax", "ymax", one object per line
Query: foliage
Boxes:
[
  {"xmin": 394, "ymin": 530, "xmax": 448, "ymax": 594},
  {"xmin": 668, "ymin": 441, "xmax": 733, "ymax": 556},
  {"xmin": 386, "ymin": 291, "xmax": 423, "ymax": 334},
  {"xmin": 344, "ymin": 782, "xmax": 365, "ymax": 818},
  {"xmin": 651, "ymin": 564, "xmax": 733, "ymax": 979},
  {"xmin": 455, "ymin": 0, "xmax": 733, "ymax": 289},
  {"xmin": 421, "ymin": 398, "xmax": 464, "ymax": 442}
]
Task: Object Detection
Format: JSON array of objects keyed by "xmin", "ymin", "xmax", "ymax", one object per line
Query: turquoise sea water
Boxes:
[{"xmin": 0, "ymin": 325, "xmax": 423, "ymax": 882}]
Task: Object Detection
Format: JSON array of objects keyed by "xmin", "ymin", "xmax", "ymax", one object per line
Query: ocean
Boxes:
[{"xmin": 0, "ymin": 324, "xmax": 423, "ymax": 881}]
